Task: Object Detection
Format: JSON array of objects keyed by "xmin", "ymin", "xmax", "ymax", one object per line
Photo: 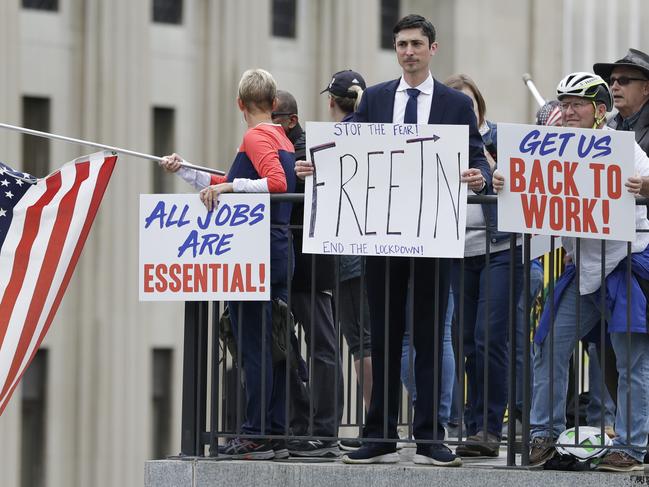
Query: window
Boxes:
[
  {"xmin": 22, "ymin": 0, "xmax": 58, "ymax": 11},
  {"xmin": 152, "ymin": 107, "xmax": 176, "ymax": 194},
  {"xmin": 153, "ymin": 0, "xmax": 183, "ymax": 24},
  {"xmin": 272, "ymin": 0, "xmax": 297, "ymax": 38},
  {"xmin": 22, "ymin": 97, "xmax": 51, "ymax": 178},
  {"xmin": 380, "ymin": 0, "xmax": 400, "ymax": 50},
  {"xmin": 152, "ymin": 349, "xmax": 173, "ymax": 459},
  {"xmin": 21, "ymin": 350, "xmax": 48, "ymax": 487}
]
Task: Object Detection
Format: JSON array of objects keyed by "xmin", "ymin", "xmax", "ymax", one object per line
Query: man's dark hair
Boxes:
[
  {"xmin": 393, "ymin": 14, "xmax": 436, "ymax": 46},
  {"xmin": 276, "ymin": 90, "xmax": 298, "ymax": 115}
]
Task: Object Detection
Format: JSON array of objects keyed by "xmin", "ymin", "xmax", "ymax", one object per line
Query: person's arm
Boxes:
[
  {"xmin": 233, "ymin": 130, "xmax": 287, "ymax": 193},
  {"xmin": 159, "ymin": 153, "xmax": 223, "ymax": 190},
  {"xmin": 458, "ymin": 97, "xmax": 491, "ymax": 193},
  {"xmin": 628, "ymin": 141, "xmax": 649, "ymax": 197}
]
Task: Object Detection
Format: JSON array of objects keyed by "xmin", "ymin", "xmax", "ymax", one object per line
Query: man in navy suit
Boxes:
[{"xmin": 341, "ymin": 14, "xmax": 491, "ymax": 466}]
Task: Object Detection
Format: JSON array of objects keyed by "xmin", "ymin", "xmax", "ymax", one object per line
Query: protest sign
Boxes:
[
  {"xmin": 302, "ymin": 122, "xmax": 469, "ymax": 258},
  {"xmin": 498, "ymin": 123, "xmax": 636, "ymax": 241},
  {"xmin": 139, "ymin": 194, "xmax": 269, "ymax": 301}
]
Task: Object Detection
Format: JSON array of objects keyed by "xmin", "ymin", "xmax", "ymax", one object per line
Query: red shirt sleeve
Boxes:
[
  {"xmin": 209, "ymin": 174, "xmax": 227, "ymax": 185},
  {"xmin": 242, "ymin": 129, "xmax": 288, "ymax": 193}
]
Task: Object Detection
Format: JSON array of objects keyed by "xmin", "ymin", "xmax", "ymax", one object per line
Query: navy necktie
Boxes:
[{"xmin": 404, "ymin": 88, "xmax": 421, "ymax": 124}]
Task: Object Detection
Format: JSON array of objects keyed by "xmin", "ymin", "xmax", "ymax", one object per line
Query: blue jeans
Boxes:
[
  {"xmin": 530, "ymin": 279, "xmax": 649, "ymax": 461},
  {"xmin": 585, "ymin": 342, "xmax": 616, "ymax": 428},
  {"xmin": 228, "ymin": 284, "xmax": 288, "ymax": 436},
  {"xmin": 452, "ymin": 247, "xmax": 523, "ymax": 437},
  {"xmin": 515, "ymin": 260, "xmax": 544, "ymax": 414}
]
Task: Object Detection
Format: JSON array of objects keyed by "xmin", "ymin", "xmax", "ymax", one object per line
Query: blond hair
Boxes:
[
  {"xmin": 238, "ymin": 68, "xmax": 277, "ymax": 112},
  {"xmin": 330, "ymin": 84, "xmax": 364, "ymax": 114}
]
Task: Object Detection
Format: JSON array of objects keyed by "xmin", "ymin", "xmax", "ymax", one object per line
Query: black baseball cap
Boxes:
[{"xmin": 320, "ymin": 70, "xmax": 367, "ymax": 97}]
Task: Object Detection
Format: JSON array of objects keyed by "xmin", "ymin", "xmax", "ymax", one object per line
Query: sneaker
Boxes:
[
  {"xmin": 287, "ymin": 439, "xmax": 340, "ymax": 458},
  {"xmin": 221, "ymin": 437, "xmax": 275, "ymax": 460},
  {"xmin": 597, "ymin": 451, "xmax": 644, "ymax": 472},
  {"xmin": 271, "ymin": 439, "xmax": 289, "ymax": 459},
  {"xmin": 412, "ymin": 444, "xmax": 462, "ymax": 467},
  {"xmin": 341, "ymin": 445, "xmax": 400, "ymax": 464},
  {"xmin": 529, "ymin": 436, "xmax": 556, "ymax": 467},
  {"xmin": 455, "ymin": 431, "xmax": 500, "ymax": 458},
  {"xmin": 339, "ymin": 438, "xmax": 362, "ymax": 451}
]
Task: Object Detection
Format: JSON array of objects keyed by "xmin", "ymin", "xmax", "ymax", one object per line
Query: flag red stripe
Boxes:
[
  {"xmin": 0, "ymin": 163, "xmax": 90, "ymax": 399},
  {"xmin": 0, "ymin": 156, "xmax": 116, "ymax": 414},
  {"xmin": 0, "ymin": 172, "xmax": 63, "ymax": 351}
]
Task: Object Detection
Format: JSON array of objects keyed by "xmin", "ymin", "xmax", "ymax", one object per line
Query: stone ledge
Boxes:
[{"xmin": 145, "ymin": 458, "xmax": 649, "ymax": 487}]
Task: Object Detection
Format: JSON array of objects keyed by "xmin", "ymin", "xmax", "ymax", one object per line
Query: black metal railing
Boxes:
[{"xmin": 176, "ymin": 194, "xmax": 649, "ymax": 468}]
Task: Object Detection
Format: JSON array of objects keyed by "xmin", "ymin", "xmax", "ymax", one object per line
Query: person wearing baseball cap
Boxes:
[
  {"xmin": 594, "ymin": 49, "xmax": 649, "ymax": 155},
  {"xmin": 320, "ymin": 70, "xmax": 367, "ymax": 104}
]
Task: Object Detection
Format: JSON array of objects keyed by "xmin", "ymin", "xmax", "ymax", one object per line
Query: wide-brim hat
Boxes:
[{"xmin": 593, "ymin": 48, "xmax": 649, "ymax": 80}]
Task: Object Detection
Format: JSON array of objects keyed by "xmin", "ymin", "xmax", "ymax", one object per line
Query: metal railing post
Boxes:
[{"xmin": 180, "ymin": 301, "xmax": 209, "ymax": 456}]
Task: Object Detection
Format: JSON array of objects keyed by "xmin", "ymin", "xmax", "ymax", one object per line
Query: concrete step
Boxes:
[{"xmin": 145, "ymin": 456, "xmax": 649, "ymax": 487}]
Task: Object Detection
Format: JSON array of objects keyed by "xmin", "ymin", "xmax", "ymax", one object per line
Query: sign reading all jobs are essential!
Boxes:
[
  {"xmin": 497, "ymin": 123, "xmax": 636, "ymax": 241},
  {"xmin": 139, "ymin": 193, "xmax": 270, "ymax": 301},
  {"xmin": 302, "ymin": 122, "xmax": 469, "ymax": 258}
]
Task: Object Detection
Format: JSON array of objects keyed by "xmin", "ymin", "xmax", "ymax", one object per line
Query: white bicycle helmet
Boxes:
[{"xmin": 556, "ymin": 72, "xmax": 613, "ymax": 112}]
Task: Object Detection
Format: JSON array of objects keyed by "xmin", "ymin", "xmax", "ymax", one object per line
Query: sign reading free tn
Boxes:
[
  {"xmin": 497, "ymin": 123, "xmax": 636, "ymax": 241},
  {"xmin": 303, "ymin": 122, "xmax": 469, "ymax": 258},
  {"xmin": 139, "ymin": 193, "xmax": 270, "ymax": 301}
]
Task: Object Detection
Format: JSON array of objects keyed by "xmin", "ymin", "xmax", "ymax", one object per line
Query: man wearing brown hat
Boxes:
[{"xmin": 594, "ymin": 48, "xmax": 649, "ymax": 155}]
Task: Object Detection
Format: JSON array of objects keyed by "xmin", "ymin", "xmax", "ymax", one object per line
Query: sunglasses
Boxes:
[
  {"xmin": 271, "ymin": 111, "xmax": 295, "ymax": 119},
  {"xmin": 609, "ymin": 75, "xmax": 649, "ymax": 86}
]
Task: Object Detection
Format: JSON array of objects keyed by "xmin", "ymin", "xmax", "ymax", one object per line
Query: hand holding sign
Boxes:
[
  {"xmin": 295, "ymin": 160, "xmax": 314, "ymax": 180},
  {"xmin": 461, "ymin": 168, "xmax": 486, "ymax": 192},
  {"xmin": 200, "ymin": 182, "xmax": 234, "ymax": 211}
]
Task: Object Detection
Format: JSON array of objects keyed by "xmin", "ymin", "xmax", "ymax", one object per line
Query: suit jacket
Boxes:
[{"xmin": 354, "ymin": 77, "xmax": 492, "ymax": 188}]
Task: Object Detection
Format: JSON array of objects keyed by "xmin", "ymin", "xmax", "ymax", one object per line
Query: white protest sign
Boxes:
[
  {"xmin": 139, "ymin": 193, "xmax": 270, "ymax": 301},
  {"xmin": 498, "ymin": 123, "xmax": 636, "ymax": 241},
  {"xmin": 303, "ymin": 122, "xmax": 469, "ymax": 258}
]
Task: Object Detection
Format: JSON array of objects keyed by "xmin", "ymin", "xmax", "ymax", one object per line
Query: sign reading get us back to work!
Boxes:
[
  {"xmin": 303, "ymin": 122, "xmax": 469, "ymax": 258},
  {"xmin": 139, "ymin": 194, "xmax": 270, "ymax": 301},
  {"xmin": 497, "ymin": 123, "xmax": 636, "ymax": 241}
]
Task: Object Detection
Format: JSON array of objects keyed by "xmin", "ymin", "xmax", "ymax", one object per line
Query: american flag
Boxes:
[{"xmin": 0, "ymin": 151, "xmax": 116, "ymax": 415}]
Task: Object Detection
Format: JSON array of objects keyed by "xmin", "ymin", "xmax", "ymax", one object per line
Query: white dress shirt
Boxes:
[{"xmin": 392, "ymin": 72, "xmax": 434, "ymax": 124}]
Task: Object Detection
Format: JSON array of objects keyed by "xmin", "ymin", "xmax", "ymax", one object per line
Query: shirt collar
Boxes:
[
  {"xmin": 615, "ymin": 109, "xmax": 642, "ymax": 131},
  {"xmin": 397, "ymin": 72, "xmax": 434, "ymax": 95}
]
